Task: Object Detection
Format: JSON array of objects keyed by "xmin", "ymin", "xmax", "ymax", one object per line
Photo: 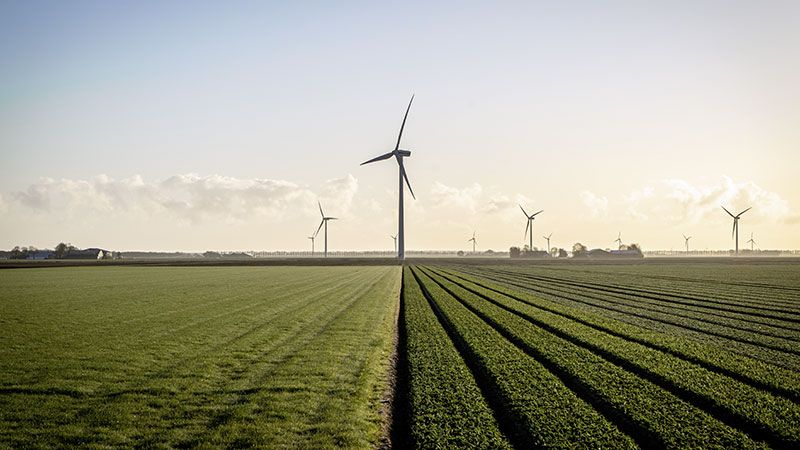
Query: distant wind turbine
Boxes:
[
  {"xmin": 308, "ymin": 235, "xmax": 315, "ymax": 256},
  {"xmin": 361, "ymin": 95, "xmax": 417, "ymax": 260},
  {"xmin": 468, "ymin": 231, "xmax": 477, "ymax": 253},
  {"xmin": 520, "ymin": 205, "xmax": 543, "ymax": 250},
  {"xmin": 746, "ymin": 232, "xmax": 757, "ymax": 252},
  {"xmin": 391, "ymin": 234, "xmax": 397, "ymax": 254},
  {"xmin": 614, "ymin": 232, "xmax": 623, "ymax": 249},
  {"xmin": 543, "ymin": 233, "xmax": 552, "ymax": 252},
  {"xmin": 683, "ymin": 234, "xmax": 692, "ymax": 253},
  {"xmin": 722, "ymin": 206, "xmax": 751, "ymax": 256},
  {"xmin": 314, "ymin": 201, "xmax": 337, "ymax": 258}
]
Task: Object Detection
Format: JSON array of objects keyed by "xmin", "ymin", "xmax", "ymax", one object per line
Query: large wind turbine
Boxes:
[
  {"xmin": 520, "ymin": 205, "xmax": 543, "ymax": 250},
  {"xmin": 614, "ymin": 232, "xmax": 623, "ymax": 249},
  {"xmin": 468, "ymin": 231, "xmax": 477, "ymax": 253},
  {"xmin": 746, "ymin": 232, "xmax": 757, "ymax": 252},
  {"xmin": 683, "ymin": 234, "xmax": 692, "ymax": 253},
  {"xmin": 308, "ymin": 235, "xmax": 315, "ymax": 256},
  {"xmin": 361, "ymin": 95, "xmax": 416, "ymax": 259},
  {"xmin": 391, "ymin": 234, "xmax": 397, "ymax": 254},
  {"xmin": 314, "ymin": 201, "xmax": 337, "ymax": 258},
  {"xmin": 543, "ymin": 233, "xmax": 552, "ymax": 252},
  {"xmin": 722, "ymin": 206, "xmax": 751, "ymax": 256}
]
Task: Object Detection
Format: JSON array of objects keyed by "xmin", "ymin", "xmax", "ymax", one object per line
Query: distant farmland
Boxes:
[{"xmin": 1, "ymin": 261, "xmax": 799, "ymax": 448}]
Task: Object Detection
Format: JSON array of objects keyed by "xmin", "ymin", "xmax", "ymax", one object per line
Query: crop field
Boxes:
[
  {"xmin": 0, "ymin": 266, "xmax": 401, "ymax": 448},
  {"xmin": 402, "ymin": 263, "xmax": 800, "ymax": 448},
  {"xmin": 2, "ymin": 260, "xmax": 799, "ymax": 449}
]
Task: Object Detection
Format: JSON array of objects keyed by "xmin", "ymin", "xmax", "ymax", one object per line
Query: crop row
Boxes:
[
  {"xmin": 483, "ymin": 267, "xmax": 800, "ymax": 333},
  {"xmin": 408, "ymin": 267, "xmax": 637, "ymax": 448},
  {"xmin": 458, "ymin": 267, "xmax": 800, "ymax": 366},
  {"xmin": 414, "ymin": 266, "xmax": 763, "ymax": 449},
  {"xmin": 425, "ymin": 267, "xmax": 800, "ymax": 448},
  {"xmin": 497, "ymin": 266, "xmax": 800, "ymax": 313},
  {"xmin": 544, "ymin": 265, "xmax": 800, "ymax": 306},
  {"xmin": 436, "ymin": 267, "xmax": 800, "ymax": 403},
  {"xmin": 400, "ymin": 267, "xmax": 511, "ymax": 448}
]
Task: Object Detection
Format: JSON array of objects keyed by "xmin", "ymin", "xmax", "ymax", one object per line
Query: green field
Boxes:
[
  {"xmin": 0, "ymin": 266, "xmax": 400, "ymax": 448},
  {"xmin": 403, "ymin": 263, "xmax": 800, "ymax": 449},
  {"xmin": 2, "ymin": 260, "xmax": 799, "ymax": 449}
]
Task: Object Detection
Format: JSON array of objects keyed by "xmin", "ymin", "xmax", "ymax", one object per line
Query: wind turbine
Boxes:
[
  {"xmin": 391, "ymin": 234, "xmax": 397, "ymax": 254},
  {"xmin": 683, "ymin": 234, "xmax": 692, "ymax": 253},
  {"xmin": 722, "ymin": 206, "xmax": 751, "ymax": 256},
  {"xmin": 520, "ymin": 205, "xmax": 543, "ymax": 250},
  {"xmin": 746, "ymin": 232, "xmax": 757, "ymax": 252},
  {"xmin": 308, "ymin": 235, "xmax": 315, "ymax": 256},
  {"xmin": 314, "ymin": 201, "xmax": 337, "ymax": 258},
  {"xmin": 468, "ymin": 231, "xmax": 477, "ymax": 253},
  {"xmin": 543, "ymin": 233, "xmax": 552, "ymax": 252},
  {"xmin": 614, "ymin": 232, "xmax": 623, "ymax": 249},
  {"xmin": 360, "ymin": 95, "xmax": 416, "ymax": 259}
]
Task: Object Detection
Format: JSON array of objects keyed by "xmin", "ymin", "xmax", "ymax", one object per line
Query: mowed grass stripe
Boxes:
[
  {"xmin": 439, "ymin": 267, "xmax": 800, "ymax": 402},
  {"xmin": 185, "ymin": 267, "xmax": 401, "ymax": 448},
  {"xmin": 0, "ymin": 266, "xmax": 399, "ymax": 448},
  {"xmin": 410, "ymin": 267, "xmax": 638, "ymax": 448},
  {"xmin": 417, "ymin": 267, "xmax": 763, "ymax": 449},
  {"xmin": 400, "ymin": 267, "xmax": 511, "ymax": 449},
  {"xmin": 427, "ymin": 267, "xmax": 800, "ymax": 448},
  {"xmin": 462, "ymin": 267, "xmax": 800, "ymax": 366}
]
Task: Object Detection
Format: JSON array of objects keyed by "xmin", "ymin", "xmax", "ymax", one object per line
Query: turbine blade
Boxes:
[
  {"xmin": 327, "ymin": 217, "xmax": 338, "ymax": 220},
  {"xmin": 531, "ymin": 209, "xmax": 544, "ymax": 217},
  {"xmin": 732, "ymin": 220, "xmax": 736, "ymax": 239},
  {"xmin": 721, "ymin": 206, "xmax": 735, "ymax": 218},
  {"xmin": 314, "ymin": 219, "xmax": 324, "ymax": 237},
  {"xmin": 395, "ymin": 95, "xmax": 414, "ymax": 151},
  {"xmin": 738, "ymin": 206, "xmax": 752, "ymax": 217},
  {"xmin": 519, "ymin": 205, "xmax": 529, "ymax": 217},
  {"xmin": 360, "ymin": 151, "xmax": 395, "ymax": 166},
  {"xmin": 400, "ymin": 161, "xmax": 415, "ymax": 199},
  {"xmin": 318, "ymin": 201, "xmax": 324, "ymax": 218},
  {"xmin": 524, "ymin": 219, "xmax": 530, "ymax": 239}
]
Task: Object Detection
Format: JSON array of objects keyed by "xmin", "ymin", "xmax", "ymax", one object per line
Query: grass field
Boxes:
[
  {"xmin": 0, "ymin": 266, "xmax": 400, "ymax": 448},
  {"xmin": 403, "ymin": 263, "xmax": 800, "ymax": 448},
  {"xmin": 2, "ymin": 260, "xmax": 799, "ymax": 449}
]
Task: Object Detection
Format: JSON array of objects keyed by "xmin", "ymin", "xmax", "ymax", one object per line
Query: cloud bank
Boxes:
[{"xmin": 7, "ymin": 173, "xmax": 358, "ymax": 223}]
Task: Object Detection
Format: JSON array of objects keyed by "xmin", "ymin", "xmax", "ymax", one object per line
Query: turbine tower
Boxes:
[
  {"xmin": 683, "ymin": 234, "xmax": 692, "ymax": 253},
  {"xmin": 308, "ymin": 235, "xmax": 315, "ymax": 256},
  {"xmin": 746, "ymin": 232, "xmax": 757, "ymax": 252},
  {"xmin": 543, "ymin": 233, "xmax": 552, "ymax": 252},
  {"xmin": 391, "ymin": 234, "xmax": 397, "ymax": 254},
  {"xmin": 520, "ymin": 205, "xmax": 543, "ymax": 250},
  {"xmin": 468, "ymin": 231, "xmax": 477, "ymax": 253},
  {"xmin": 361, "ymin": 95, "xmax": 417, "ymax": 260},
  {"xmin": 314, "ymin": 201, "xmax": 337, "ymax": 258},
  {"xmin": 614, "ymin": 232, "xmax": 623, "ymax": 249},
  {"xmin": 722, "ymin": 206, "xmax": 751, "ymax": 256}
]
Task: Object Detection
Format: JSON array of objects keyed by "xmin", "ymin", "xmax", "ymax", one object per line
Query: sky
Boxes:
[{"xmin": 1, "ymin": 1, "xmax": 798, "ymax": 252}]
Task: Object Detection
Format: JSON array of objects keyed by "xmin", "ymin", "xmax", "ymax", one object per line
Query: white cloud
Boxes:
[
  {"xmin": 664, "ymin": 176, "xmax": 798, "ymax": 224},
  {"xmin": 623, "ymin": 186, "xmax": 655, "ymax": 221},
  {"xmin": 430, "ymin": 181, "xmax": 483, "ymax": 213},
  {"xmin": 6, "ymin": 173, "xmax": 359, "ymax": 224},
  {"xmin": 580, "ymin": 190, "xmax": 609, "ymax": 218}
]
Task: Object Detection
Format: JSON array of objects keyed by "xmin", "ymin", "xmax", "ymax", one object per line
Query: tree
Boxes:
[
  {"xmin": 509, "ymin": 246, "xmax": 521, "ymax": 258},
  {"xmin": 54, "ymin": 243, "xmax": 69, "ymax": 259},
  {"xmin": 558, "ymin": 248, "xmax": 568, "ymax": 258},
  {"xmin": 572, "ymin": 243, "xmax": 587, "ymax": 257}
]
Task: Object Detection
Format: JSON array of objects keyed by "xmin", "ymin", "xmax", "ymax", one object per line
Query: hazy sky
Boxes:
[{"xmin": 1, "ymin": 1, "xmax": 798, "ymax": 252}]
